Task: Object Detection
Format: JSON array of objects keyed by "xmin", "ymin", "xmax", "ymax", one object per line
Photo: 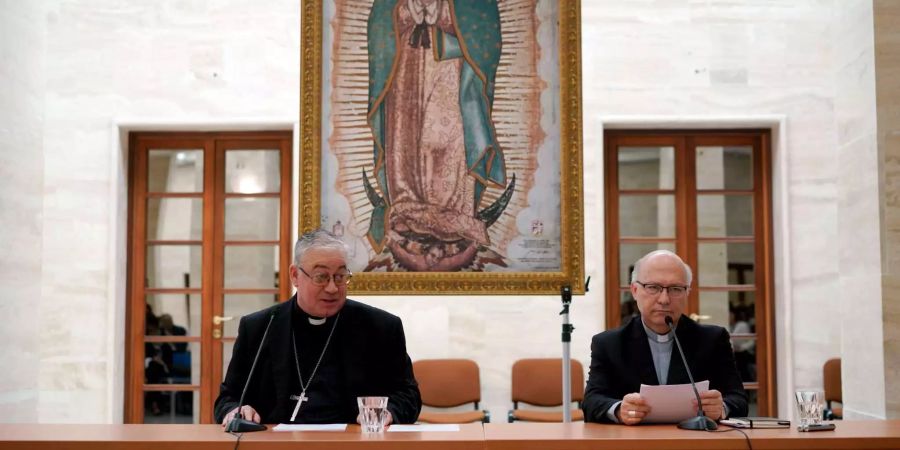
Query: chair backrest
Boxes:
[
  {"xmin": 511, "ymin": 358, "xmax": 584, "ymax": 407},
  {"xmin": 823, "ymin": 358, "xmax": 841, "ymax": 403},
  {"xmin": 413, "ymin": 359, "xmax": 481, "ymax": 408}
]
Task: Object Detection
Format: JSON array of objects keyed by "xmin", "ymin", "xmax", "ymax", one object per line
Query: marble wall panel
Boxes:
[
  {"xmin": 883, "ymin": 134, "xmax": 900, "ymax": 277},
  {"xmin": 875, "ymin": 0, "xmax": 900, "ymax": 419},
  {"xmin": 881, "ymin": 274, "xmax": 900, "ymax": 418},
  {"xmin": 25, "ymin": 0, "xmax": 303, "ymax": 424},
  {"xmin": 833, "ymin": 2, "xmax": 877, "ymax": 148},
  {"xmin": 0, "ymin": 0, "xmax": 46, "ymax": 423},
  {"xmin": 787, "ymin": 184, "xmax": 839, "ymax": 283},
  {"xmin": 790, "ymin": 271, "xmax": 842, "ymax": 387},
  {"xmin": 837, "ymin": 134, "xmax": 882, "ymax": 279},
  {"xmin": 839, "ymin": 271, "xmax": 886, "ymax": 419},
  {"xmin": 833, "ymin": 0, "xmax": 886, "ymax": 419},
  {"xmin": 37, "ymin": 389, "xmax": 107, "ymax": 423}
]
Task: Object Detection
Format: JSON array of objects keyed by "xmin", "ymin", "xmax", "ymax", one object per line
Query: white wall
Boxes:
[
  {"xmin": 0, "ymin": 0, "xmax": 46, "ymax": 423},
  {"xmin": 1, "ymin": 0, "xmax": 302, "ymax": 422},
  {"xmin": 0, "ymin": 0, "xmax": 882, "ymax": 423},
  {"xmin": 833, "ymin": 0, "xmax": 884, "ymax": 420},
  {"xmin": 582, "ymin": 0, "xmax": 847, "ymax": 418}
]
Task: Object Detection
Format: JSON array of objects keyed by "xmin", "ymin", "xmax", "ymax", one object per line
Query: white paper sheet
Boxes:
[
  {"xmin": 639, "ymin": 380, "xmax": 709, "ymax": 423},
  {"xmin": 272, "ymin": 423, "xmax": 348, "ymax": 431},
  {"xmin": 388, "ymin": 424, "xmax": 460, "ymax": 432}
]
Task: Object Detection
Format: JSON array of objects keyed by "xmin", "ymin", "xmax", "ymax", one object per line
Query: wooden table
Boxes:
[
  {"xmin": 0, "ymin": 423, "xmax": 484, "ymax": 450},
  {"xmin": 2, "ymin": 421, "xmax": 898, "ymax": 450},
  {"xmin": 483, "ymin": 421, "xmax": 900, "ymax": 450}
]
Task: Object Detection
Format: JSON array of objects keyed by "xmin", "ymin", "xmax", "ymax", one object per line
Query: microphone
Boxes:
[
  {"xmin": 665, "ymin": 315, "xmax": 717, "ymax": 431},
  {"xmin": 225, "ymin": 311, "xmax": 276, "ymax": 433}
]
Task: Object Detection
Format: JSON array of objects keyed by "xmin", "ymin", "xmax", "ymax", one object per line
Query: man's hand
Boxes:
[
  {"xmin": 693, "ymin": 389, "xmax": 725, "ymax": 420},
  {"xmin": 221, "ymin": 405, "xmax": 261, "ymax": 427},
  {"xmin": 616, "ymin": 393, "xmax": 651, "ymax": 425}
]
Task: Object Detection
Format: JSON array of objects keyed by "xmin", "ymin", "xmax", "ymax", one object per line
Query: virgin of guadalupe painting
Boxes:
[
  {"xmin": 301, "ymin": 0, "xmax": 584, "ymax": 294},
  {"xmin": 365, "ymin": 0, "xmax": 512, "ymax": 272}
]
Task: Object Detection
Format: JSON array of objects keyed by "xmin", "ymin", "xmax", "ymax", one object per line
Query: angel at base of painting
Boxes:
[{"xmin": 364, "ymin": 0, "xmax": 514, "ymax": 272}]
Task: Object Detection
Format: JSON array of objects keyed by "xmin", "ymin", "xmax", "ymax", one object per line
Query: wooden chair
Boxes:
[
  {"xmin": 823, "ymin": 358, "xmax": 842, "ymax": 420},
  {"xmin": 413, "ymin": 359, "xmax": 490, "ymax": 424},
  {"xmin": 507, "ymin": 358, "xmax": 584, "ymax": 422}
]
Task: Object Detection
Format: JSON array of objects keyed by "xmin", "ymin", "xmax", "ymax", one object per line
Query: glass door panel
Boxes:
[
  {"xmin": 145, "ymin": 245, "xmax": 203, "ymax": 288},
  {"xmin": 225, "ymin": 150, "xmax": 281, "ymax": 193},
  {"xmin": 225, "ymin": 198, "xmax": 281, "ymax": 241},
  {"xmin": 148, "ymin": 149, "xmax": 204, "ymax": 193},
  {"xmin": 146, "ymin": 295, "xmax": 201, "ymax": 337},
  {"xmin": 147, "ymin": 198, "xmax": 203, "ymax": 240},
  {"xmin": 210, "ymin": 143, "xmax": 290, "ymax": 415},
  {"xmin": 129, "ymin": 132, "xmax": 291, "ymax": 424},
  {"xmin": 619, "ymin": 195, "xmax": 676, "ymax": 237},
  {"xmin": 617, "ymin": 146, "xmax": 675, "ymax": 190},
  {"xmin": 223, "ymin": 245, "xmax": 280, "ymax": 289},
  {"xmin": 697, "ymin": 243, "xmax": 755, "ymax": 286},
  {"xmin": 696, "ymin": 146, "xmax": 753, "ymax": 190},
  {"xmin": 697, "ymin": 195, "xmax": 753, "ymax": 237},
  {"xmin": 605, "ymin": 131, "xmax": 773, "ymax": 415},
  {"xmin": 222, "ymin": 294, "xmax": 279, "ymax": 337}
]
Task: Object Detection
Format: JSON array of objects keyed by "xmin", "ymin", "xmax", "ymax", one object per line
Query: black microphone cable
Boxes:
[
  {"xmin": 706, "ymin": 426, "xmax": 752, "ymax": 450},
  {"xmin": 228, "ymin": 430, "xmax": 243, "ymax": 450}
]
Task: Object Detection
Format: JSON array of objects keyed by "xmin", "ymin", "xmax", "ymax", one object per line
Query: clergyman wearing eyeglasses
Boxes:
[
  {"xmin": 214, "ymin": 229, "xmax": 421, "ymax": 426},
  {"xmin": 582, "ymin": 250, "xmax": 748, "ymax": 424}
]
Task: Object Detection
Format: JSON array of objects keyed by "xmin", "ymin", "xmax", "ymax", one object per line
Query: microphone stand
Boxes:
[
  {"xmin": 666, "ymin": 316, "xmax": 717, "ymax": 431},
  {"xmin": 559, "ymin": 277, "xmax": 589, "ymax": 423},
  {"xmin": 560, "ymin": 285, "xmax": 573, "ymax": 423},
  {"xmin": 225, "ymin": 313, "xmax": 276, "ymax": 433}
]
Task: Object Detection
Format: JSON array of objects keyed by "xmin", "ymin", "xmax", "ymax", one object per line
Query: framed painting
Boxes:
[{"xmin": 299, "ymin": 0, "xmax": 584, "ymax": 294}]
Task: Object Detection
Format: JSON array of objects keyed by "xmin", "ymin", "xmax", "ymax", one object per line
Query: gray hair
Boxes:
[
  {"xmin": 630, "ymin": 249, "xmax": 693, "ymax": 286},
  {"xmin": 293, "ymin": 229, "xmax": 349, "ymax": 266}
]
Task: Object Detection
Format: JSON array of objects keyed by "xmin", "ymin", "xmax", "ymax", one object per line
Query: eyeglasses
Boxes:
[
  {"xmin": 299, "ymin": 267, "xmax": 353, "ymax": 287},
  {"xmin": 635, "ymin": 281, "xmax": 689, "ymax": 298}
]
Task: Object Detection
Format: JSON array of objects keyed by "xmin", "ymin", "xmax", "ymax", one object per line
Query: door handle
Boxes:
[{"xmin": 213, "ymin": 315, "xmax": 234, "ymax": 325}]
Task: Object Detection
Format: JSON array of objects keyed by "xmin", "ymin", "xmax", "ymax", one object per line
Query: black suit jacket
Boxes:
[
  {"xmin": 582, "ymin": 315, "xmax": 748, "ymax": 423},
  {"xmin": 214, "ymin": 298, "xmax": 421, "ymax": 424}
]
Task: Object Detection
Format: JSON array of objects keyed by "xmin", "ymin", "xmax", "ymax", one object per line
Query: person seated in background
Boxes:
[
  {"xmin": 158, "ymin": 314, "xmax": 187, "ymax": 343},
  {"xmin": 155, "ymin": 314, "xmax": 188, "ymax": 371},
  {"xmin": 730, "ymin": 309, "xmax": 756, "ymax": 382},
  {"xmin": 144, "ymin": 310, "xmax": 168, "ymax": 416},
  {"xmin": 582, "ymin": 250, "xmax": 748, "ymax": 424}
]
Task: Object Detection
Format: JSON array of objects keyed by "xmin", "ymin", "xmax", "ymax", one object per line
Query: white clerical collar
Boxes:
[
  {"xmin": 641, "ymin": 319, "xmax": 672, "ymax": 343},
  {"xmin": 308, "ymin": 316, "xmax": 327, "ymax": 326}
]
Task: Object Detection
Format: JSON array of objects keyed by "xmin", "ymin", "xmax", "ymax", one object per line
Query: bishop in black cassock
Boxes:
[
  {"xmin": 583, "ymin": 250, "xmax": 747, "ymax": 424},
  {"xmin": 214, "ymin": 230, "xmax": 421, "ymax": 425}
]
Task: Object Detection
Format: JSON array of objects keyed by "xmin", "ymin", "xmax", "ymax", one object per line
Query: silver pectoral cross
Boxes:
[{"xmin": 290, "ymin": 391, "xmax": 309, "ymax": 422}]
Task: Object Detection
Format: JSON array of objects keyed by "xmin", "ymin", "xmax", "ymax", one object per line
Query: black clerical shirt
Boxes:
[
  {"xmin": 288, "ymin": 304, "xmax": 347, "ymax": 423},
  {"xmin": 214, "ymin": 297, "xmax": 422, "ymax": 424}
]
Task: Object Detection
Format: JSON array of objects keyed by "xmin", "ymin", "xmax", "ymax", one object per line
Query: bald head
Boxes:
[
  {"xmin": 630, "ymin": 250, "xmax": 693, "ymax": 287},
  {"xmin": 630, "ymin": 250, "xmax": 692, "ymax": 334}
]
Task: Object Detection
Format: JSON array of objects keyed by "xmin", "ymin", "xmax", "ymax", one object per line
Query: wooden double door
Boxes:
[
  {"xmin": 604, "ymin": 130, "xmax": 775, "ymax": 416},
  {"xmin": 126, "ymin": 131, "xmax": 293, "ymax": 423}
]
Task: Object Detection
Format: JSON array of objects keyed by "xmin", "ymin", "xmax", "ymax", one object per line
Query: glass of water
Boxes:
[
  {"xmin": 794, "ymin": 389, "xmax": 824, "ymax": 431},
  {"xmin": 357, "ymin": 396, "xmax": 389, "ymax": 433}
]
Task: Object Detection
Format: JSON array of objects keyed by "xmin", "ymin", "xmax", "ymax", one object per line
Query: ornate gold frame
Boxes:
[{"xmin": 299, "ymin": 0, "xmax": 584, "ymax": 295}]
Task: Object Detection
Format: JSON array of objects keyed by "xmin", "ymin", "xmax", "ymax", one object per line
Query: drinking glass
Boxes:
[
  {"xmin": 357, "ymin": 396, "xmax": 389, "ymax": 433},
  {"xmin": 794, "ymin": 389, "xmax": 824, "ymax": 431}
]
